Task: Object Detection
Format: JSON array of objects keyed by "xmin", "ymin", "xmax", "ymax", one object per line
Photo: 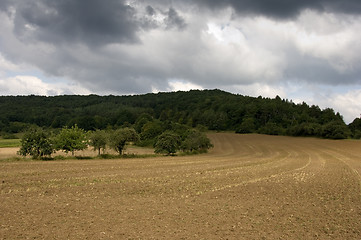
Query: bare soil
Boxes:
[
  {"xmin": 0, "ymin": 148, "xmax": 18, "ymax": 160},
  {"xmin": 1, "ymin": 133, "xmax": 361, "ymax": 239}
]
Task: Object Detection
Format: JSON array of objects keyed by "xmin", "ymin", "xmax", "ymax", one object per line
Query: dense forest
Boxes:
[{"xmin": 0, "ymin": 89, "xmax": 360, "ymax": 139}]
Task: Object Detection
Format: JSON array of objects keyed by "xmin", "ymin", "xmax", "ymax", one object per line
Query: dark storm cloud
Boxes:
[
  {"xmin": 1, "ymin": 0, "xmax": 360, "ymax": 97},
  {"xmin": 0, "ymin": 0, "xmax": 10, "ymax": 9},
  {"xmin": 165, "ymin": 8, "xmax": 187, "ymax": 30},
  {"xmin": 146, "ymin": 5, "xmax": 156, "ymax": 16},
  {"xmin": 285, "ymin": 54, "xmax": 361, "ymax": 86},
  {"xmin": 140, "ymin": 5, "xmax": 187, "ymax": 31},
  {"xmin": 194, "ymin": 0, "xmax": 361, "ymax": 19},
  {"xmin": 11, "ymin": 0, "xmax": 141, "ymax": 46},
  {"xmin": 323, "ymin": 0, "xmax": 361, "ymax": 15},
  {"xmin": 5, "ymin": 0, "xmax": 190, "ymax": 47}
]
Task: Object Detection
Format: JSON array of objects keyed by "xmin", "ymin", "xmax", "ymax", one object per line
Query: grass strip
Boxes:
[{"xmin": 0, "ymin": 139, "xmax": 21, "ymax": 148}]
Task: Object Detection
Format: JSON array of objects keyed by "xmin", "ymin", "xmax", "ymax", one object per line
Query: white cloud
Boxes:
[
  {"xmin": 151, "ymin": 79, "xmax": 203, "ymax": 93},
  {"xmin": 168, "ymin": 79, "xmax": 203, "ymax": 92},
  {"xmin": 327, "ymin": 89, "xmax": 361, "ymax": 123},
  {"xmin": 293, "ymin": 11, "xmax": 361, "ymax": 73},
  {"xmin": 0, "ymin": 75, "xmax": 91, "ymax": 96},
  {"xmin": 224, "ymin": 83, "xmax": 286, "ymax": 99},
  {"xmin": 202, "ymin": 21, "xmax": 285, "ymax": 83},
  {"xmin": 285, "ymin": 82, "xmax": 361, "ymax": 123}
]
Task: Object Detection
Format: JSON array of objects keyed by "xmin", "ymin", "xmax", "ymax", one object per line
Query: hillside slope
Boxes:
[{"xmin": 0, "ymin": 89, "xmax": 358, "ymax": 138}]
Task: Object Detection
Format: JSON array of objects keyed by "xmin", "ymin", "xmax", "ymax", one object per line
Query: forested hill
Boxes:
[{"xmin": 0, "ymin": 89, "xmax": 360, "ymax": 139}]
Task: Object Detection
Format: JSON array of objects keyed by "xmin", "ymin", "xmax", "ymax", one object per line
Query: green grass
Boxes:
[{"xmin": 0, "ymin": 138, "xmax": 21, "ymax": 148}]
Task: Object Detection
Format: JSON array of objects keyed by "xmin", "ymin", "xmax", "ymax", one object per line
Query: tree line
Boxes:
[
  {"xmin": 1, "ymin": 89, "xmax": 360, "ymax": 140},
  {"xmin": 19, "ymin": 124, "xmax": 213, "ymax": 159}
]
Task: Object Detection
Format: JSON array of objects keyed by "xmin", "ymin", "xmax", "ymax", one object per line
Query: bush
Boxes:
[
  {"xmin": 236, "ymin": 118, "xmax": 255, "ymax": 134},
  {"xmin": 109, "ymin": 128, "xmax": 139, "ymax": 155},
  {"xmin": 258, "ymin": 122, "xmax": 285, "ymax": 135},
  {"xmin": 89, "ymin": 129, "xmax": 107, "ymax": 155},
  {"xmin": 321, "ymin": 121, "xmax": 351, "ymax": 139},
  {"xmin": 54, "ymin": 125, "xmax": 88, "ymax": 155},
  {"xmin": 136, "ymin": 138, "xmax": 155, "ymax": 147},
  {"xmin": 287, "ymin": 123, "xmax": 322, "ymax": 137},
  {"xmin": 140, "ymin": 120, "xmax": 164, "ymax": 140},
  {"xmin": 348, "ymin": 118, "xmax": 361, "ymax": 139},
  {"xmin": 154, "ymin": 131, "xmax": 181, "ymax": 155},
  {"xmin": 181, "ymin": 129, "xmax": 213, "ymax": 152},
  {"xmin": 352, "ymin": 130, "xmax": 361, "ymax": 139},
  {"xmin": 53, "ymin": 155, "xmax": 66, "ymax": 160},
  {"xmin": 18, "ymin": 128, "xmax": 54, "ymax": 159}
]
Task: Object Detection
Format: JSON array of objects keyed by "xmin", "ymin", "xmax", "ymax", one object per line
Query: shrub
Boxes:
[
  {"xmin": 18, "ymin": 128, "xmax": 54, "ymax": 159},
  {"xmin": 54, "ymin": 125, "xmax": 88, "ymax": 156},
  {"xmin": 154, "ymin": 131, "xmax": 181, "ymax": 155},
  {"xmin": 258, "ymin": 122, "xmax": 285, "ymax": 135},
  {"xmin": 287, "ymin": 123, "xmax": 322, "ymax": 137},
  {"xmin": 140, "ymin": 120, "xmax": 164, "ymax": 140},
  {"xmin": 321, "ymin": 121, "xmax": 351, "ymax": 139},
  {"xmin": 89, "ymin": 129, "xmax": 107, "ymax": 155},
  {"xmin": 236, "ymin": 118, "xmax": 255, "ymax": 134},
  {"xmin": 181, "ymin": 129, "xmax": 213, "ymax": 152},
  {"xmin": 109, "ymin": 128, "xmax": 139, "ymax": 155}
]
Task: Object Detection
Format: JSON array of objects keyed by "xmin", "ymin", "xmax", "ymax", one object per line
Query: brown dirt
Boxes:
[
  {"xmin": 0, "ymin": 148, "xmax": 19, "ymax": 160},
  {"xmin": 1, "ymin": 133, "xmax": 361, "ymax": 239}
]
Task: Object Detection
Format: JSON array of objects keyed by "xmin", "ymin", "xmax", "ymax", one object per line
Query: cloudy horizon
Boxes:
[{"xmin": 1, "ymin": 0, "xmax": 361, "ymax": 123}]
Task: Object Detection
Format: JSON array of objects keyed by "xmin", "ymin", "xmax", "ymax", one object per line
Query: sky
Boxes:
[{"xmin": 0, "ymin": 0, "xmax": 361, "ymax": 123}]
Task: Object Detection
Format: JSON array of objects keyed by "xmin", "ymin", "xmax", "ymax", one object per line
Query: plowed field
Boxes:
[{"xmin": 1, "ymin": 133, "xmax": 361, "ymax": 239}]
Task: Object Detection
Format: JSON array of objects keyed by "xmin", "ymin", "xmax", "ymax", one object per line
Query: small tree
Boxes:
[
  {"xmin": 181, "ymin": 129, "xmax": 213, "ymax": 152},
  {"xmin": 109, "ymin": 128, "xmax": 139, "ymax": 155},
  {"xmin": 321, "ymin": 121, "xmax": 351, "ymax": 139},
  {"xmin": 140, "ymin": 120, "xmax": 164, "ymax": 142},
  {"xmin": 236, "ymin": 118, "xmax": 255, "ymax": 134},
  {"xmin": 89, "ymin": 129, "xmax": 107, "ymax": 155},
  {"xmin": 154, "ymin": 131, "xmax": 181, "ymax": 155},
  {"xmin": 18, "ymin": 128, "xmax": 54, "ymax": 159},
  {"xmin": 55, "ymin": 125, "xmax": 88, "ymax": 156}
]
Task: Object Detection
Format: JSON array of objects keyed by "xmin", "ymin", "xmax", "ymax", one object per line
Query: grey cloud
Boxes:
[
  {"xmin": 8, "ymin": 0, "xmax": 189, "ymax": 47},
  {"xmin": 12, "ymin": 0, "xmax": 141, "ymax": 46},
  {"xmin": 1, "ymin": 0, "xmax": 361, "ymax": 97},
  {"xmin": 323, "ymin": 0, "xmax": 361, "ymax": 15},
  {"xmin": 141, "ymin": 5, "xmax": 187, "ymax": 31},
  {"xmin": 0, "ymin": 1, "xmax": 9, "ymax": 10},
  {"xmin": 146, "ymin": 5, "xmax": 156, "ymax": 16},
  {"xmin": 165, "ymin": 8, "xmax": 187, "ymax": 30},
  {"xmin": 0, "ymin": 0, "xmax": 13, "ymax": 10},
  {"xmin": 193, "ymin": 0, "xmax": 361, "ymax": 19},
  {"xmin": 285, "ymin": 54, "xmax": 361, "ymax": 85}
]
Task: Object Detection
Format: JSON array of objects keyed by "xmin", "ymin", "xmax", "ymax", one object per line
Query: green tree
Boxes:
[
  {"xmin": 321, "ymin": 121, "xmax": 351, "ymax": 139},
  {"xmin": 18, "ymin": 128, "xmax": 54, "ymax": 159},
  {"xmin": 109, "ymin": 128, "xmax": 139, "ymax": 155},
  {"xmin": 89, "ymin": 130, "xmax": 107, "ymax": 155},
  {"xmin": 140, "ymin": 120, "xmax": 164, "ymax": 140},
  {"xmin": 258, "ymin": 122, "xmax": 284, "ymax": 135},
  {"xmin": 55, "ymin": 125, "xmax": 88, "ymax": 156},
  {"xmin": 236, "ymin": 117, "xmax": 255, "ymax": 134},
  {"xmin": 134, "ymin": 113, "xmax": 153, "ymax": 133},
  {"xmin": 287, "ymin": 123, "xmax": 322, "ymax": 137},
  {"xmin": 348, "ymin": 118, "xmax": 361, "ymax": 139},
  {"xmin": 154, "ymin": 131, "xmax": 181, "ymax": 155},
  {"xmin": 181, "ymin": 129, "xmax": 213, "ymax": 152}
]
